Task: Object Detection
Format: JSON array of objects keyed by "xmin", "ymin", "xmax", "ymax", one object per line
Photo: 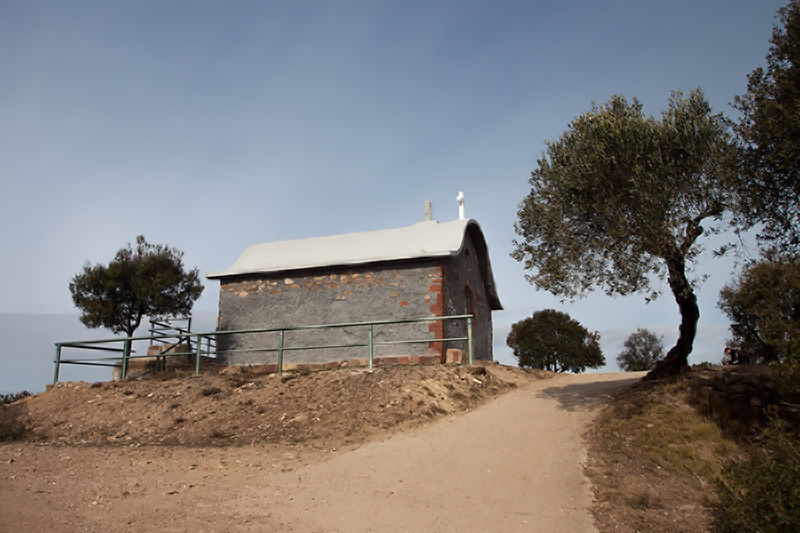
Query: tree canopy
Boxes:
[
  {"xmin": 506, "ymin": 309, "xmax": 604, "ymax": 373},
  {"xmin": 616, "ymin": 328, "xmax": 665, "ymax": 372},
  {"xmin": 69, "ymin": 236, "xmax": 204, "ymax": 338},
  {"xmin": 718, "ymin": 251, "xmax": 800, "ymax": 364},
  {"xmin": 512, "ymin": 89, "xmax": 738, "ymax": 377},
  {"xmin": 733, "ymin": 0, "xmax": 800, "ymax": 252}
]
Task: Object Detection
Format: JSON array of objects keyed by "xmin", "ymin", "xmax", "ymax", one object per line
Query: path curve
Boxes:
[{"xmin": 242, "ymin": 371, "xmax": 644, "ymax": 532}]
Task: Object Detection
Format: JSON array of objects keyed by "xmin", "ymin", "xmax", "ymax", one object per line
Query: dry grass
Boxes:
[
  {"xmin": 0, "ymin": 392, "xmax": 31, "ymax": 441},
  {"xmin": 0, "ymin": 416, "xmax": 25, "ymax": 441},
  {"xmin": 586, "ymin": 375, "xmax": 740, "ymax": 533},
  {"xmin": 588, "ymin": 363, "xmax": 800, "ymax": 533}
]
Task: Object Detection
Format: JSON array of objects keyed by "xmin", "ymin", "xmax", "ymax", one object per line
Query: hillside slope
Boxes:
[
  {"xmin": 2, "ymin": 365, "xmax": 646, "ymax": 533},
  {"xmin": 4, "ymin": 363, "xmax": 535, "ymax": 447}
]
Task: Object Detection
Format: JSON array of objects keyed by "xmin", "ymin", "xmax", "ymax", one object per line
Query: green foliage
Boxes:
[
  {"xmin": 513, "ymin": 89, "xmax": 736, "ymax": 300},
  {"xmin": 616, "ymin": 328, "xmax": 664, "ymax": 371},
  {"xmin": 69, "ymin": 236, "xmax": 204, "ymax": 337},
  {"xmin": 712, "ymin": 360, "xmax": 800, "ymax": 532},
  {"xmin": 773, "ymin": 358, "xmax": 800, "ymax": 395},
  {"xmin": 718, "ymin": 251, "xmax": 800, "ymax": 364},
  {"xmin": 715, "ymin": 420, "xmax": 800, "ymax": 533},
  {"xmin": 513, "ymin": 89, "xmax": 738, "ymax": 375},
  {"xmin": 733, "ymin": 0, "xmax": 800, "ymax": 252},
  {"xmin": 506, "ymin": 309, "xmax": 605, "ymax": 372}
]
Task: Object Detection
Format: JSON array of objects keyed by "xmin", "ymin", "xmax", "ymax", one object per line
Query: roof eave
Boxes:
[{"xmin": 206, "ymin": 251, "xmax": 457, "ymax": 280}]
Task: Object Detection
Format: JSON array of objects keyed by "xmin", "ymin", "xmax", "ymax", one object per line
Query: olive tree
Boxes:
[
  {"xmin": 733, "ymin": 0, "xmax": 800, "ymax": 252},
  {"xmin": 513, "ymin": 89, "xmax": 739, "ymax": 378},
  {"xmin": 506, "ymin": 309, "xmax": 605, "ymax": 373},
  {"xmin": 718, "ymin": 251, "xmax": 800, "ymax": 364},
  {"xmin": 617, "ymin": 328, "xmax": 665, "ymax": 372},
  {"xmin": 69, "ymin": 236, "xmax": 204, "ymax": 341}
]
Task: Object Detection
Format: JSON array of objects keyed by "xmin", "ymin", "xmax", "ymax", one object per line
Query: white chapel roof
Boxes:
[{"xmin": 207, "ymin": 219, "xmax": 502, "ymax": 309}]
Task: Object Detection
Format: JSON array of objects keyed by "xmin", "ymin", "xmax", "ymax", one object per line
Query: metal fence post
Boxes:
[
  {"xmin": 195, "ymin": 334, "xmax": 202, "ymax": 375},
  {"xmin": 122, "ymin": 338, "xmax": 131, "ymax": 380},
  {"xmin": 467, "ymin": 316, "xmax": 474, "ymax": 365},
  {"xmin": 53, "ymin": 344, "xmax": 62, "ymax": 384},
  {"xmin": 277, "ymin": 330, "xmax": 284, "ymax": 374},
  {"xmin": 368, "ymin": 323, "xmax": 374, "ymax": 369}
]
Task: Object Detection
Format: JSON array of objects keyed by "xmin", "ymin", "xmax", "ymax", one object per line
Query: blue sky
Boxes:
[{"xmin": 0, "ymin": 0, "xmax": 786, "ymax": 392}]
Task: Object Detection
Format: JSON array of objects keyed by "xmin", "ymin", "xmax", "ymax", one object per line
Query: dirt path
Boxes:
[
  {"xmin": 1, "ymin": 371, "xmax": 642, "ymax": 532},
  {"xmin": 238, "ymin": 371, "xmax": 643, "ymax": 532}
]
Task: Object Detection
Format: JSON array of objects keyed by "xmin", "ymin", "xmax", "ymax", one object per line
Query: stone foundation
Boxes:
[{"xmin": 218, "ymin": 350, "xmax": 476, "ymax": 375}]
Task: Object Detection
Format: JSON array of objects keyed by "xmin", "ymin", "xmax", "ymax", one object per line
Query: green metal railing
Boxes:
[
  {"xmin": 145, "ymin": 317, "xmax": 216, "ymax": 372},
  {"xmin": 148, "ymin": 316, "xmax": 192, "ymax": 352},
  {"xmin": 53, "ymin": 314, "xmax": 474, "ymax": 383}
]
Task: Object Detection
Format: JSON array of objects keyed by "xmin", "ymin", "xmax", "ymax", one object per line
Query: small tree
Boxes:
[
  {"xmin": 617, "ymin": 328, "xmax": 665, "ymax": 371},
  {"xmin": 733, "ymin": 0, "xmax": 800, "ymax": 252},
  {"xmin": 69, "ymin": 236, "xmax": 204, "ymax": 342},
  {"xmin": 506, "ymin": 309, "xmax": 605, "ymax": 373},
  {"xmin": 512, "ymin": 89, "xmax": 739, "ymax": 378},
  {"xmin": 718, "ymin": 251, "xmax": 800, "ymax": 364}
]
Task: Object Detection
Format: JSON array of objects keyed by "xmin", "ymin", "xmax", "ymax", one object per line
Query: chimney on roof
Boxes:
[
  {"xmin": 424, "ymin": 200, "xmax": 433, "ymax": 221},
  {"xmin": 457, "ymin": 191, "xmax": 466, "ymax": 220}
]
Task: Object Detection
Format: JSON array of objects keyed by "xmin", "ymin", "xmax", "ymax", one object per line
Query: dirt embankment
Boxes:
[
  {"xmin": 5, "ymin": 363, "xmax": 536, "ymax": 448},
  {"xmin": 2, "ymin": 363, "xmax": 550, "ymax": 533}
]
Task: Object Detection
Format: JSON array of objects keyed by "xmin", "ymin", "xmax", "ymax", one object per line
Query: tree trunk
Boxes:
[
  {"xmin": 121, "ymin": 321, "xmax": 139, "ymax": 381},
  {"xmin": 646, "ymin": 254, "xmax": 699, "ymax": 380}
]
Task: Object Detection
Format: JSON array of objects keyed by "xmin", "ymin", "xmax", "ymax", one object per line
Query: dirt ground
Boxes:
[{"xmin": 1, "ymin": 364, "xmax": 690, "ymax": 532}]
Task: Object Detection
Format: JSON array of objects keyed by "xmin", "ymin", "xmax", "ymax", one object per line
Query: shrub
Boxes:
[
  {"xmin": 1, "ymin": 391, "xmax": 31, "ymax": 405},
  {"xmin": 715, "ymin": 419, "xmax": 800, "ymax": 533},
  {"xmin": 0, "ymin": 391, "xmax": 32, "ymax": 441},
  {"xmin": 0, "ymin": 415, "xmax": 25, "ymax": 442}
]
